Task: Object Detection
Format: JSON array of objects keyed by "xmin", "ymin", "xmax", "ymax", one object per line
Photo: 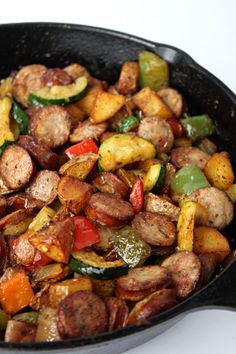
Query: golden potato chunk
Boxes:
[
  {"xmin": 204, "ymin": 152, "xmax": 234, "ymax": 190},
  {"xmin": 90, "ymin": 92, "xmax": 125, "ymax": 123},
  {"xmin": 117, "ymin": 61, "xmax": 139, "ymax": 94}
]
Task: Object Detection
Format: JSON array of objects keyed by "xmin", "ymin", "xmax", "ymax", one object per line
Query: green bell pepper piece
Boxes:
[
  {"xmin": 181, "ymin": 114, "xmax": 214, "ymax": 142},
  {"xmin": 139, "ymin": 50, "xmax": 169, "ymax": 91},
  {"xmin": 110, "ymin": 226, "xmax": 151, "ymax": 267},
  {"xmin": 170, "ymin": 164, "xmax": 209, "ymax": 195},
  {"xmin": 12, "ymin": 100, "xmax": 29, "ymax": 134},
  {"xmin": 117, "ymin": 115, "xmax": 139, "ymax": 133},
  {"xmin": 0, "ymin": 309, "xmax": 9, "ymax": 330}
]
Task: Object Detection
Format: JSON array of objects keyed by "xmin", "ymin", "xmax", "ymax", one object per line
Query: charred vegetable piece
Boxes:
[
  {"xmin": 226, "ymin": 184, "xmax": 236, "ymax": 203},
  {"xmin": 59, "ymin": 153, "xmax": 98, "ymax": 181},
  {"xmin": 73, "ymin": 216, "xmax": 100, "ymax": 251},
  {"xmin": 143, "ymin": 163, "xmax": 166, "ymax": 193},
  {"xmin": 28, "ymin": 76, "xmax": 88, "ymax": 106},
  {"xmin": 0, "ymin": 309, "xmax": 9, "ymax": 330},
  {"xmin": 117, "ymin": 115, "xmax": 139, "ymax": 133},
  {"xmin": 181, "ymin": 114, "xmax": 214, "ymax": 142},
  {"xmin": 70, "ymin": 249, "xmax": 128, "ymax": 280},
  {"xmin": 129, "ymin": 177, "xmax": 144, "ymax": 214},
  {"xmin": 65, "ymin": 138, "xmax": 98, "ymax": 159},
  {"xmin": 12, "ymin": 100, "xmax": 29, "ymax": 134},
  {"xmin": 110, "ymin": 226, "xmax": 151, "ymax": 267},
  {"xmin": 170, "ymin": 164, "xmax": 209, "ymax": 195},
  {"xmin": 29, "ymin": 218, "xmax": 74, "ymax": 263},
  {"xmin": 31, "ymin": 263, "xmax": 66, "ymax": 283},
  {"xmin": 117, "ymin": 61, "xmax": 139, "ymax": 94},
  {"xmin": 196, "ymin": 137, "xmax": 217, "ymax": 155},
  {"xmin": 13, "ymin": 311, "xmax": 39, "ymax": 325},
  {"xmin": 139, "ymin": 50, "xmax": 169, "ymax": 91},
  {"xmin": 98, "ymin": 134, "xmax": 156, "ymax": 171},
  {"xmin": 29, "ymin": 206, "xmax": 56, "ymax": 232},
  {"xmin": 0, "ymin": 270, "xmax": 34, "ymax": 315}
]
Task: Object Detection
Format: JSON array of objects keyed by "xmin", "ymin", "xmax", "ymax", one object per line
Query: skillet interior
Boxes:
[{"xmin": 0, "ymin": 22, "xmax": 236, "ymax": 353}]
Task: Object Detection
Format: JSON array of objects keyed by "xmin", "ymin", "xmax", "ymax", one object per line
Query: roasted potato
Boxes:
[
  {"xmin": 204, "ymin": 152, "xmax": 234, "ymax": 190},
  {"xmin": 117, "ymin": 61, "xmax": 139, "ymax": 94},
  {"xmin": 59, "ymin": 153, "xmax": 98, "ymax": 181},
  {"xmin": 90, "ymin": 92, "xmax": 125, "ymax": 123},
  {"xmin": 78, "ymin": 85, "xmax": 103, "ymax": 116},
  {"xmin": 35, "ymin": 307, "xmax": 60, "ymax": 342}
]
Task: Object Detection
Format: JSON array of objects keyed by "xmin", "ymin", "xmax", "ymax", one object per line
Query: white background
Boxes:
[{"xmin": 1, "ymin": 0, "xmax": 236, "ymax": 353}]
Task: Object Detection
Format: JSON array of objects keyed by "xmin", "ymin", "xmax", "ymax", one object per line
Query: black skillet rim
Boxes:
[{"xmin": 0, "ymin": 22, "xmax": 236, "ymax": 351}]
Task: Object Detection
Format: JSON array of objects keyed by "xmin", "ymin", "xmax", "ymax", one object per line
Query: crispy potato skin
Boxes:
[
  {"xmin": 117, "ymin": 61, "xmax": 139, "ymax": 95},
  {"xmin": 204, "ymin": 152, "xmax": 234, "ymax": 190}
]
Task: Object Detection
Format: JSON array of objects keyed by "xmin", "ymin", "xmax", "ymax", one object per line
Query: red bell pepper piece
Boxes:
[
  {"xmin": 73, "ymin": 216, "xmax": 100, "ymax": 251},
  {"xmin": 167, "ymin": 118, "xmax": 184, "ymax": 138},
  {"xmin": 129, "ymin": 177, "xmax": 143, "ymax": 214},
  {"xmin": 65, "ymin": 138, "xmax": 98, "ymax": 159}
]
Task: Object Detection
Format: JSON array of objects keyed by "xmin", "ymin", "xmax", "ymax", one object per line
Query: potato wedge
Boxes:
[
  {"xmin": 35, "ymin": 307, "xmax": 60, "ymax": 342},
  {"xmin": 194, "ymin": 226, "xmax": 231, "ymax": 262},
  {"xmin": 98, "ymin": 134, "xmax": 156, "ymax": 171},
  {"xmin": 29, "ymin": 218, "xmax": 74, "ymax": 263},
  {"xmin": 204, "ymin": 152, "xmax": 234, "ymax": 190},
  {"xmin": 59, "ymin": 153, "xmax": 98, "ymax": 181},
  {"xmin": 133, "ymin": 87, "xmax": 173, "ymax": 119},
  {"xmin": 90, "ymin": 92, "xmax": 125, "ymax": 123},
  {"xmin": 78, "ymin": 85, "xmax": 103, "ymax": 116},
  {"xmin": 117, "ymin": 61, "xmax": 139, "ymax": 94},
  {"xmin": 58, "ymin": 176, "xmax": 93, "ymax": 214},
  {"xmin": 49, "ymin": 278, "xmax": 92, "ymax": 307}
]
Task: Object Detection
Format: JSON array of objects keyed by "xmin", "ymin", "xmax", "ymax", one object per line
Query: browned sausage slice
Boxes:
[
  {"xmin": 17, "ymin": 135, "xmax": 59, "ymax": 170},
  {"xmin": 93, "ymin": 172, "xmax": 129, "ymax": 199},
  {"xmin": 144, "ymin": 193, "xmax": 180, "ymax": 222},
  {"xmin": 158, "ymin": 88, "xmax": 183, "ymax": 118},
  {"xmin": 5, "ymin": 320, "xmax": 36, "ymax": 342},
  {"xmin": 41, "ymin": 68, "xmax": 72, "ymax": 87},
  {"xmin": 162, "ymin": 251, "xmax": 201, "ymax": 299},
  {"xmin": 85, "ymin": 192, "xmax": 134, "ymax": 227},
  {"xmin": 12, "ymin": 64, "xmax": 47, "ymax": 107},
  {"xmin": 6, "ymin": 193, "xmax": 29, "ymax": 212},
  {"xmin": 116, "ymin": 265, "xmax": 171, "ymax": 291},
  {"xmin": 27, "ymin": 170, "xmax": 60, "ymax": 207},
  {"xmin": 57, "ymin": 291, "xmax": 107, "ymax": 339},
  {"xmin": 0, "ymin": 197, "xmax": 6, "ymax": 218},
  {"xmin": 63, "ymin": 63, "xmax": 90, "ymax": 80},
  {"xmin": 29, "ymin": 105, "xmax": 71, "ymax": 148},
  {"xmin": 127, "ymin": 289, "xmax": 177, "ymax": 325},
  {"xmin": 132, "ymin": 212, "xmax": 176, "ymax": 246},
  {"xmin": 70, "ymin": 119, "xmax": 107, "ymax": 143},
  {"xmin": 171, "ymin": 147, "xmax": 210, "ymax": 169},
  {"xmin": 105, "ymin": 297, "xmax": 129, "ymax": 330},
  {"xmin": 189, "ymin": 186, "xmax": 233, "ymax": 229},
  {"xmin": 138, "ymin": 116, "xmax": 174, "ymax": 153},
  {"xmin": 0, "ymin": 145, "xmax": 34, "ymax": 190}
]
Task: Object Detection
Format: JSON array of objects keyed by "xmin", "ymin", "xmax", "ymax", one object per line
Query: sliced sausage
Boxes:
[
  {"xmin": 117, "ymin": 265, "xmax": 171, "ymax": 291},
  {"xmin": 0, "ymin": 145, "xmax": 34, "ymax": 190},
  {"xmin": 132, "ymin": 212, "xmax": 176, "ymax": 246},
  {"xmin": 0, "ymin": 197, "xmax": 6, "ymax": 217},
  {"xmin": 6, "ymin": 193, "xmax": 29, "ymax": 212},
  {"xmin": 85, "ymin": 192, "xmax": 134, "ymax": 227},
  {"xmin": 29, "ymin": 105, "xmax": 71, "ymax": 148},
  {"xmin": 27, "ymin": 170, "xmax": 60, "ymax": 208},
  {"xmin": 17, "ymin": 135, "xmax": 59, "ymax": 170},
  {"xmin": 70, "ymin": 119, "xmax": 107, "ymax": 143},
  {"xmin": 5, "ymin": 320, "xmax": 36, "ymax": 343},
  {"xmin": 138, "ymin": 116, "xmax": 174, "ymax": 153},
  {"xmin": 58, "ymin": 176, "xmax": 92, "ymax": 215},
  {"xmin": 127, "ymin": 289, "xmax": 177, "ymax": 325},
  {"xmin": 41, "ymin": 68, "xmax": 72, "ymax": 87},
  {"xmin": 115, "ymin": 285, "xmax": 159, "ymax": 301},
  {"xmin": 158, "ymin": 88, "xmax": 183, "ymax": 118},
  {"xmin": 162, "ymin": 251, "xmax": 201, "ymax": 299},
  {"xmin": 12, "ymin": 64, "xmax": 47, "ymax": 107},
  {"xmin": 57, "ymin": 291, "xmax": 107, "ymax": 339},
  {"xmin": 171, "ymin": 147, "xmax": 210, "ymax": 169},
  {"xmin": 189, "ymin": 186, "xmax": 233, "ymax": 229},
  {"xmin": 198, "ymin": 253, "xmax": 218, "ymax": 288},
  {"xmin": 144, "ymin": 193, "xmax": 180, "ymax": 222},
  {"xmin": 105, "ymin": 297, "xmax": 129, "ymax": 330},
  {"xmin": 93, "ymin": 172, "xmax": 129, "ymax": 199}
]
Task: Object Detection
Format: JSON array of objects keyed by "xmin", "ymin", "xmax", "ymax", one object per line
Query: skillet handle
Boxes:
[{"xmin": 187, "ymin": 260, "xmax": 236, "ymax": 310}]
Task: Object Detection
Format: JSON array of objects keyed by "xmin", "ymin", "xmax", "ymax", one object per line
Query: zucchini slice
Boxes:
[
  {"xmin": 28, "ymin": 76, "xmax": 88, "ymax": 106},
  {"xmin": 70, "ymin": 249, "xmax": 129, "ymax": 280},
  {"xmin": 143, "ymin": 164, "xmax": 166, "ymax": 193}
]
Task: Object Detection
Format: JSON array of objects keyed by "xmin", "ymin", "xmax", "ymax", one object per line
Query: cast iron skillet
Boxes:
[{"xmin": 0, "ymin": 22, "xmax": 236, "ymax": 354}]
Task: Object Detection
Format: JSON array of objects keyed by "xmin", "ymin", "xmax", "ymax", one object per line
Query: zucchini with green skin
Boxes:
[
  {"xmin": 28, "ymin": 76, "xmax": 88, "ymax": 106},
  {"xmin": 143, "ymin": 164, "xmax": 166, "ymax": 193},
  {"xmin": 98, "ymin": 134, "xmax": 156, "ymax": 171},
  {"xmin": 12, "ymin": 100, "xmax": 29, "ymax": 134},
  {"xmin": 117, "ymin": 115, "xmax": 139, "ymax": 133},
  {"xmin": 70, "ymin": 249, "xmax": 129, "ymax": 280},
  {"xmin": 13, "ymin": 311, "xmax": 38, "ymax": 325}
]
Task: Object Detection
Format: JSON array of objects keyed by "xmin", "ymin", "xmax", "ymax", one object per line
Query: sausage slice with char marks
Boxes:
[
  {"xmin": 162, "ymin": 251, "xmax": 201, "ymax": 299},
  {"xmin": 105, "ymin": 297, "xmax": 129, "ymax": 330},
  {"xmin": 27, "ymin": 170, "xmax": 60, "ymax": 208},
  {"xmin": 132, "ymin": 212, "xmax": 176, "ymax": 246},
  {"xmin": 41, "ymin": 68, "xmax": 72, "ymax": 87},
  {"xmin": 29, "ymin": 105, "xmax": 71, "ymax": 148},
  {"xmin": 158, "ymin": 88, "xmax": 183, "ymax": 118},
  {"xmin": 117, "ymin": 265, "xmax": 171, "ymax": 291},
  {"xmin": 85, "ymin": 192, "xmax": 134, "ymax": 227},
  {"xmin": 93, "ymin": 172, "xmax": 129, "ymax": 199},
  {"xmin": 70, "ymin": 119, "xmax": 107, "ymax": 143},
  {"xmin": 57, "ymin": 291, "xmax": 107, "ymax": 339},
  {"xmin": 0, "ymin": 145, "xmax": 34, "ymax": 190},
  {"xmin": 171, "ymin": 147, "xmax": 210, "ymax": 169}
]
